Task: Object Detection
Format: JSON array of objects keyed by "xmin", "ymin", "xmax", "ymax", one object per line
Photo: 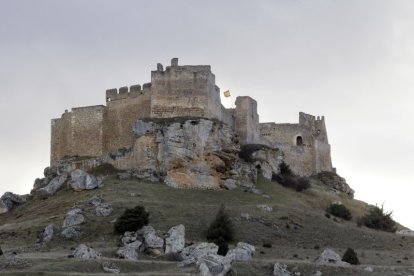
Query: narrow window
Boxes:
[{"xmin": 296, "ymin": 136, "xmax": 303, "ymax": 146}]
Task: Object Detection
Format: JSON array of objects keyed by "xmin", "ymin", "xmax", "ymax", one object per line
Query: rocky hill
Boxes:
[{"xmin": 0, "ymin": 161, "xmax": 413, "ymax": 275}]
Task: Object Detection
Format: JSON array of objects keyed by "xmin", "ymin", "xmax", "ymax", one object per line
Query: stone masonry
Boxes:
[{"xmin": 51, "ymin": 58, "xmax": 333, "ymax": 176}]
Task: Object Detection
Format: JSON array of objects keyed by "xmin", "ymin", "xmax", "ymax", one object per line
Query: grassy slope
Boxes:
[{"xmin": 0, "ymin": 177, "xmax": 413, "ymax": 275}]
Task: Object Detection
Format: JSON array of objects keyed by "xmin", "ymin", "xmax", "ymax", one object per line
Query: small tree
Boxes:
[
  {"xmin": 359, "ymin": 205, "xmax": 397, "ymax": 233},
  {"xmin": 114, "ymin": 205, "xmax": 150, "ymax": 234},
  {"xmin": 206, "ymin": 204, "xmax": 235, "ymax": 255},
  {"xmin": 342, "ymin": 248, "xmax": 360, "ymax": 265},
  {"xmin": 326, "ymin": 203, "xmax": 352, "ymax": 220},
  {"xmin": 279, "ymin": 161, "xmax": 293, "ymax": 176}
]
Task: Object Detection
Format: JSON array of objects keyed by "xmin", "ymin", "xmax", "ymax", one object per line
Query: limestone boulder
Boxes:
[
  {"xmin": 226, "ymin": 242, "xmax": 255, "ymax": 261},
  {"xmin": 117, "ymin": 246, "xmax": 138, "ymax": 260},
  {"xmin": 257, "ymin": 204, "xmax": 273, "ymax": 212},
  {"xmin": 197, "ymin": 254, "xmax": 233, "ymax": 276},
  {"xmin": 179, "ymin": 243, "xmax": 219, "ymax": 267},
  {"xmin": 316, "ymin": 248, "xmax": 350, "ymax": 266},
  {"xmin": 141, "ymin": 226, "xmax": 164, "ymax": 252},
  {"xmin": 63, "ymin": 208, "xmax": 85, "ymax": 228},
  {"xmin": 33, "ymin": 177, "xmax": 51, "ymax": 190},
  {"xmin": 0, "ymin": 192, "xmax": 27, "ymax": 214},
  {"xmin": 102, "ymin": 261, "xmax": 121, "ymax": 274},
  {"xmin": 37, "ymin": 173, "xmax": 68, "ymax": 196},
  {"xmin": 61, "ymin": 226, "xmax": 81, "ymax": 240},
  {"xmin": 73, "ymin": 244, "xmax": 100, "ymax": 259},
  {"xmin": 88, "ymin": 195, "xmax": 103, "ymax": 206},
  {"xmin": 40, "ymin": 224, "xmax": 54, "ymax": 243},
  {"xmin": 44, "ymin": 166, "xmax": 59, "ymax": 178},
  {"xmin": 95, "ymin": 203, "xmax": 113, "ymax": 217},
  {"xmin": 70, "ymin": 169, "xmax": 101, "ymax": 191},
  {"xmin": 121, "ymin": 231, "xmax": 139, "ymax": 246},
  {"xmin": 165, "ymin": 224, "xmax": 185, "ymax": 254},
  {"xmin": 223, "ymin": 179, "xmax": 237, "ymax": 190},
  {"xmin": 273, "ymin": 263, "xmax": 291, "ymax": 276}
]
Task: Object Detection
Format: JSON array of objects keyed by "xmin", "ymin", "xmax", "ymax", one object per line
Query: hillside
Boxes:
[{"xmin": 1, "ymin": 174, "xmax": 413, "ymax": 275}]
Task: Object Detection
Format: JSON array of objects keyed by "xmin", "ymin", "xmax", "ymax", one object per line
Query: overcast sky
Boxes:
[{"xmin": 1, "ymin": 0, "xmax": 413, "ymax": 229}]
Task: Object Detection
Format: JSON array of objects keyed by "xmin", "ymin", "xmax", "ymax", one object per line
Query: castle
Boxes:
[{"xmin": 51, "ymin": 58, "xmax": 333, "ymax": 177}]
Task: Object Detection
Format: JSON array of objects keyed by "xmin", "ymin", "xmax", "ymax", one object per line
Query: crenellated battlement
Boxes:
[{"xmin": 105, "ymin": 83, "xmax": 152, "ymax": 102}]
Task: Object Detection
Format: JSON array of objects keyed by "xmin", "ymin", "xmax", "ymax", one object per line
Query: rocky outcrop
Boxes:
[
  {"xmin": 165, "ymin": 224, "xmax": 185, "ymax": 254},
  {"xmin": 35, "ymin": 224, "xmax": 54, "ymax": 248},
  {"xmin": 396, "ymin": 229, "xmax": 414, "ymax": 237},
  {"xmin": 316, "ymin": 248, "xmax": 350, "ymax": 266},
  {"xmin": 61, "ymin": 226, "xmax": 81, "ymax": 240},
  {"xmin": 139, "ymin": 226, "xmax": 164, "ymax": 255},
  {"xmin": 95, "ymin": 203, "xmax": 113, "ymax": 217},
  {"xmin": 315, "ymin": 171, "xmax": 354, "ymax": 198},
  {"xmin": 73, "ymin": 244, "xmax": 100, "ymax": 259},
  {"xmin": 0, "ymin": 192, "xmax": 27, "ymax": 214},
  {"xmin": 70, "ymin": 169, "xmax": 102, "ymax": 191}
]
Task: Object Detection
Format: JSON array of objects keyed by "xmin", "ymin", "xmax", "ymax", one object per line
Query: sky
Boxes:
[{"xmin": 0, "ymin": 0, "xmax": 413, "ymax": 229}]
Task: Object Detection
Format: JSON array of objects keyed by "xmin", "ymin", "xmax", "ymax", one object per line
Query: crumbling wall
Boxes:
[
  {"xmin": 234, "ymin": 96, "xmax": 260, "ymax": 145},
  {"xmin": 104, "ymin": 86, "xmax": 151, "ymax": 153},
  {"xmin": 51, "ymin": 105, "xmax": 105, "ymax": 164}
]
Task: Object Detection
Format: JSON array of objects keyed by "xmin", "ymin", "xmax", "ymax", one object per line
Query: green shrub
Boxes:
[
  {"xmin": 358, "ymin": 205, "xmax": 397, "ymax": 232},
  {"xmin": 114, "ymin": 205, "xmax": 150, "ymax": 235},
  {"xmin": 279, "ymin": 161, "xmax": 293, "ymax": 176},
  {"xmin": 272, "ymin": 174, "xmax": 310, "ymax": 192},
  {"xmin": 326, "ymin": 203, "xmax": 352, "ymax": 220},
  {"xmin": 88, "ymin": 163, "xmax": 123, "ymax": 176},
  {"xmin": 206, "ymin": 204, "xmax": 235, "ymax": 255},
  {"xmin": 342, "ymin": 248, "xmax": 360, "ymax": 265},
  {"xmin": 262, "ymin": 242, "xmax": 272, "ymax": 248}
]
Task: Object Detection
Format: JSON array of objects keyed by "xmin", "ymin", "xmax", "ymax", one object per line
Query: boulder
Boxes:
[
  {"xmin": 316, "ymin": 249, "xmax": 350, "ymax": 266},
  {"xmin": 102, "ymin": 261, "xmax": 120, "ymax": 274},
  {"xmin": 88, "ymin": 195, "xmax": 103, "ymax": 206},
  {"xmin": 61, "ymin": 226, "xmax": 81, "ymax": 240},
  {"xmin": 226, "ymin": 242, "xmax": 255, "ymax": 261},
  {"xmin": 257, "ymin": 204, "xmax": 273, "ymax": 212},
  {"xmin": 273, "ymin": 263, "xmax": 291, "ymax": 276},
  {"xmin": 0, "ymin": 192, "xmax": 27, "ymax": 214},
  {"xmin": 121, "ymin": 231, "xmax": 139, "ymax": 246},
  {"xmin": 44, "ymin": 166, "xmax": 59, "ymax": 178},
  {"xmin": 313, "ymin": 271, "xmax": 322, "ymax": 276},
  {"xmin": 197, "ymin": 254, "xmax": 233, "ymax": 276},
  {"xmin": 165, "ymin": 224, "xmax": 185, "ymax": 254},
  {"xmin": 37, "ymin": 173, "xmax": 68, "ymax": 196},
  {"xmin": 39, "ymin": 224, "xmax": 54, "ymax": 243},
  {"xmin": 223, "ymin": 179, "xmax": 237, "ymax": 190},
  {"xmin": 315, "ymin": 171, "xmax": 354, "ymax": 198},
  {"xmin": 364, "ymin": 266, "xmax": 374, "ymax": 273},
  {"xmin": 70, "ymin": 169, "xmax": 101, "ymax": 191},
  {"xmin": 179, "ymin": 243, "xmax": 219, "ymax": 267},
  {"xmin": 240, "ymin": 213, "xmax": 250, "ymax": 220},
  {"xmin": 73, "ymin": 244, "xmax": 100, "ymax": 259},
  {"xmin": 95, "ymin": 203, "xmax": 113, "ymax": 217},
  {"xmin": 140, "ymin": 226, "xmax": 164, "ymax": 251},
  {"xmin": 117, "ymin": 246, "xmax": 138, "ymax": 260},
  {"xmin": 33, "ymin": 177, "xmax": 51, "ymax": 190},
  {"xmin": 63, "ymin": 209, "xmax": 85, "ymax": 228}
]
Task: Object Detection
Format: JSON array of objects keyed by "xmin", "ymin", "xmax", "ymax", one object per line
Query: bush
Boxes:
[
  {"xmin": 279, "ymin": 161, "xmax": 293, "ymax": 176},
  {"xmin": 272, "ymin": 174, "xmax": 310, "ymax": 192},
  {"xmin": 206, "ymin": 204, "xmax": 235, "ymax": 255},
  {"xmin": 114, "ymin": 205, "xmax": 150, "ymax": 235},
  {"xmin": 342, "ymin": 248, "xmax": 360, "ymax": 265},
  {"xmin": 358, "ymin": 205, "xmax": 397, "ymax": 233},
  {"xmin": 326, "ymin": 203, "xmax": 352, "ymax": 220},
  {"xmin": 262, "ymin": 242, "xmax": 272, "ymax": 248}
]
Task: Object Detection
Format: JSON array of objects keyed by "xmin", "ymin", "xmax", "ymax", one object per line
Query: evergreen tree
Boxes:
[{"xmin": 206, "ymin": 204, "xmax": 235, "ymax": 255}]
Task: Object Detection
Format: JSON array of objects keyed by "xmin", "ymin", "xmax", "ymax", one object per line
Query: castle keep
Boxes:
[{"xmin": 51, "ymin": 58, "xmax": 333, "ymax": 178}]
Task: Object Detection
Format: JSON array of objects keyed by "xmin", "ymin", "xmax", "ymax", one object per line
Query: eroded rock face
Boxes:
[
  {"xmin": 315, "ymin": 171, "xmax": 354, "ymax": 198},
  {"xmin": 73, "ymin": 244, "xmax": 100, "ymax": 259},
  {"xmin": 0, "ymin": 192, "xmax": 27, "ymax": 214},
  {"xmin": 165, "ymin": 224, "xmax": 185, "ymax": 254}
]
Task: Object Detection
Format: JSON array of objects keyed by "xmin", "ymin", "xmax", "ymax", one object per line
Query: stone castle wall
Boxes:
[{"xmin": 50, "ymin": 58, "xmax": 334, "ymax": 177}]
